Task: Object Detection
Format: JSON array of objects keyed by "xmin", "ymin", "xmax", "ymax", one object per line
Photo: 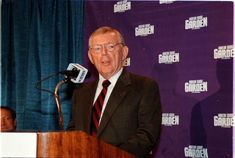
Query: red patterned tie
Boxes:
[{"xmin": 91, "ymin": 80, "xmax": 111, "ymax": 136}]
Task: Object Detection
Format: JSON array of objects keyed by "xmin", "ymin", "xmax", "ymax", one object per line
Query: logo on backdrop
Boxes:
[
  {"xmin": 162, "ymin": 113, "xmax": 179, "ymax": 126},
  {"xmin": 214, "ymin": 113, "xmax": 235, "ymax": 128},
  {"xmin": 185, "ymin": 15, "xmax": 208, "ymax": 30},
  {"xmin": 184, "ymin": 145, "xmax": 208, "ymax": 158},
  {"xmin": 158, "ymin": 51, "xmax": 180, "ymax": 64},
  {"xmin": 185, "ymin": 80, "xmax": 208, "ymax": 93},
  {"xmin": 159, "ymin": 0, "xmax": 176, "ymax": 4},
  {"xmin": 123, "ymin": 57, "xmax": 130, "ymax": 66},
  {"xmin": 135, "ymin": 24, "xmax": 154, "ymax": 37},
  {"xmin": 214, "ymin": 45, "xmax": 234, "ymax": 59},
  {"xmin": 114, "ymin": 0, "xmax": 131, "ymax": 13}
]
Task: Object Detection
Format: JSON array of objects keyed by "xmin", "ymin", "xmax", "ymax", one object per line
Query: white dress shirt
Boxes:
[{"xmin": 93, "ymin": 68, "xmax": 123, "ymax": 124}]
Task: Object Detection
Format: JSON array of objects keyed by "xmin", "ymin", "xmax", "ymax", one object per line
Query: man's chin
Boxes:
[{"xmin": 101, "ymin": 72, "xmax": 114, "ymax": 79}]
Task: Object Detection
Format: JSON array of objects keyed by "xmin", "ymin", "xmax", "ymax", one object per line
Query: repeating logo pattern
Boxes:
[
  {"xmin": 185, "ymin": 15, "xmax": 208, "ymax": 30},
  {"xmin": 184, "ymin": 145, "xmax": 208, "ymax": 158},
  {"xmin": 185, "ymin": 80, "xmax": 208, "ymax": 93},
  {"xmin": 135, "ymin": 24, "xmax": 154, "ymax": 37},
  {"xmin": 114, "ymin": 0, "xmax": 131, "ymax": 13},
  {"xmin": 84, "ymin": 1, "xmax": 234, "ymax": 158}
]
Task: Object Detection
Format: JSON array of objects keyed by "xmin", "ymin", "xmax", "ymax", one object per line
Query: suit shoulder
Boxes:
[
  {"xmin": 73, "ymin": 80, "xmax": 96, "ymax": 92},
  {"xmin": 128, "ymin": 72, "xmax": 157, "ymax": 85},
  {"xmin": 123, "ymin": 72, "xmax": 160, "ymax": 93}
]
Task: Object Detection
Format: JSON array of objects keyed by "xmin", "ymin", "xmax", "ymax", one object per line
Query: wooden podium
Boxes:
[{"xmin": 37, "ymin": 131, "xmax": 135, "ymax": 158}]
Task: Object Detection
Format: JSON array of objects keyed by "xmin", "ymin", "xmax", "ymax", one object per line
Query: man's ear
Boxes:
[{"xmin": 122, "ymin": 46, "xmax": 129, "ymax": 60}]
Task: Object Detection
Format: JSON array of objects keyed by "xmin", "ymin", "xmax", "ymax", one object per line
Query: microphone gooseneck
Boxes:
[{"xmin": 36, "ymin": 63, "xmax": 90, "ymax": 130}]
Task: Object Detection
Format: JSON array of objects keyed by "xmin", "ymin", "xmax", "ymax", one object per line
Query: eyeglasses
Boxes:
[{"xmin": 89, "ymin": 42, "xmax": 123, "ymax": 54}]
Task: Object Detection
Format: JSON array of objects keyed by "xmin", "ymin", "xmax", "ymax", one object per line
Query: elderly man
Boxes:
[{"xmin": 68, "ymin": 26, "xmax": 162, "ymax": 157}]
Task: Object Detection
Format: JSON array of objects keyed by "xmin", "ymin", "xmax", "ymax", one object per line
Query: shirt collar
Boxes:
[{"xmin": 98, "ymin": 68, "xmax": 123, "ymax": 86}]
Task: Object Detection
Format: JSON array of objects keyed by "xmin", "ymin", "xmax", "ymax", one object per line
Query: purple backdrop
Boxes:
[{"xmin": 82, "ymin": 1, "xmax": 234, "ymax": 158}]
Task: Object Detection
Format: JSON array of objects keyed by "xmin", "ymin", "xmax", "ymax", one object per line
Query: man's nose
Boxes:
[
  {"xmin": 101, "ymin": 45, "xmax": 108, "ymax": 55},
  {"xmin": 1, "ymin": 119, "xmax": 6, "ymax": 125}
]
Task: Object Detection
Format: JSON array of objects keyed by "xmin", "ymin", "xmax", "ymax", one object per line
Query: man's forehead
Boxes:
[
  {"xmin": 90, "ymin": 32, "xmax": 120, "ymax": 44},
  {"xmin": 0, "ymin": 109, "xmax": 11, "ymax": 115}
]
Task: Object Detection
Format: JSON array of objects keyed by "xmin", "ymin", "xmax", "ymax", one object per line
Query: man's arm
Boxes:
[{"xmin": 119, "ymin": 80, "xmax": 162, "ymax": 157}]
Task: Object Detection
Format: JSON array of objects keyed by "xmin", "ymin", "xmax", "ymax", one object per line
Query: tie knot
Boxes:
[{"xmin": 102, "ymin": 80, "xmax": 111, "ymax": 88}]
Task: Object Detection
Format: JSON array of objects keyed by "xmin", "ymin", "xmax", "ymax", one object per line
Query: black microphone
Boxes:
[
  {"xmin": 60, "ymin": 63, "xmax": 89, "ymax": 83},
  {"xmin": 60, "ymin": 68, "xmax": 80, "ymax": 78}
]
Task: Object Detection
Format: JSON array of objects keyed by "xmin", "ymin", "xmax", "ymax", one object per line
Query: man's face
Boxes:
[
  {"xmin": 0, "ymin": 109, "xmax": 15, "ymax": 132},
  {"xmin": 88, "ymin": 32, "xmax": 128, "ymax": 79}
]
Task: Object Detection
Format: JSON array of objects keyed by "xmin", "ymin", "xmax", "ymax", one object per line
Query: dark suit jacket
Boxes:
[{"xmin": 67, "ymin": 70, "xmax": 162, "ymax": 157}]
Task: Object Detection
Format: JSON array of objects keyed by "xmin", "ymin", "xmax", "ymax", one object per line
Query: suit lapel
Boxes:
[
  {"xmin": 86, "ymin": 80, "xmax": 99, "ymax": 133},
  {"xmin": 97, "ymin": 71, "xmax": 131, "ymax": 137}
]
